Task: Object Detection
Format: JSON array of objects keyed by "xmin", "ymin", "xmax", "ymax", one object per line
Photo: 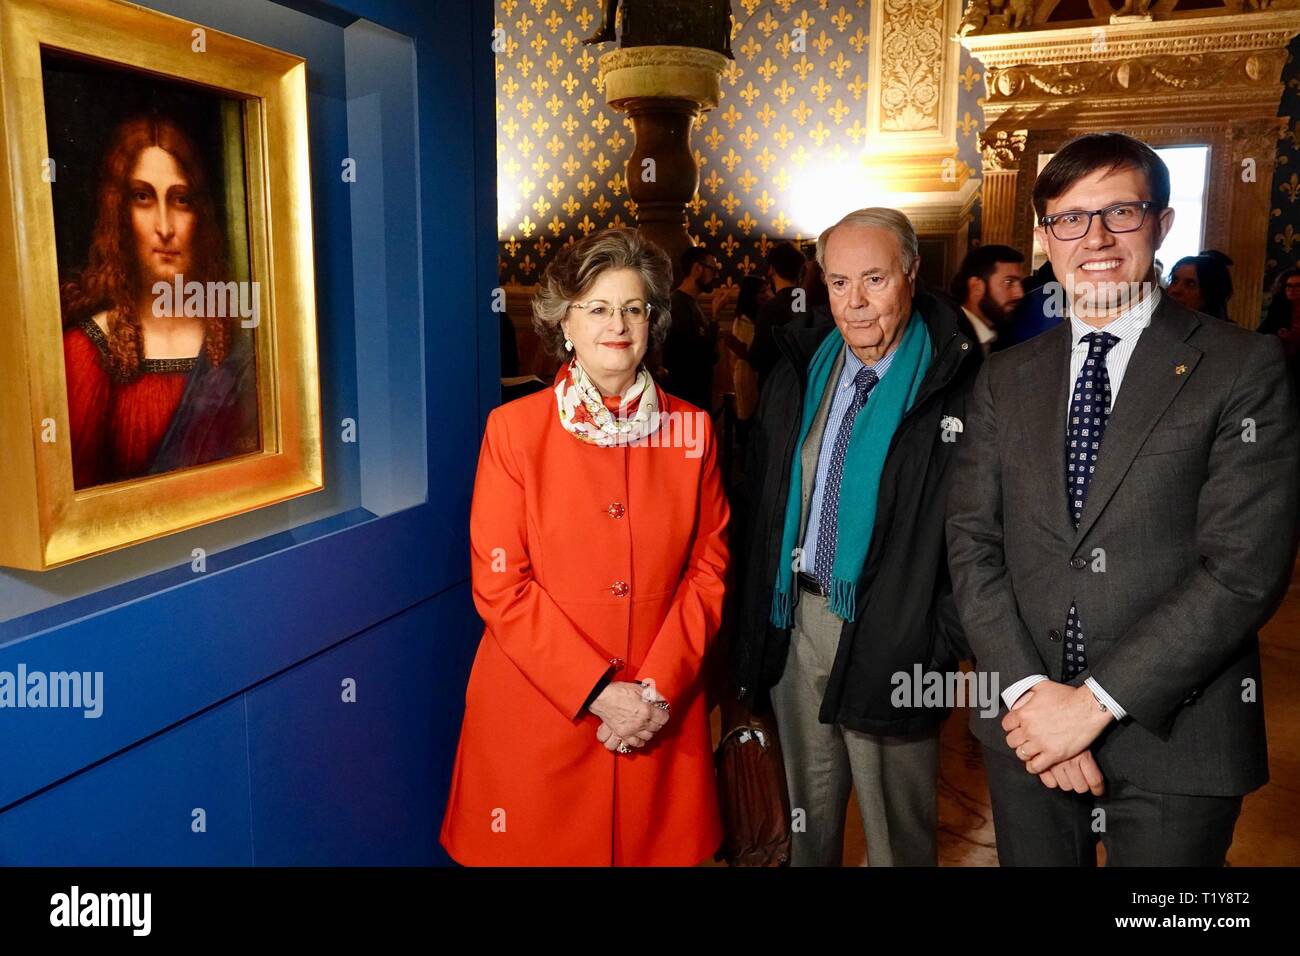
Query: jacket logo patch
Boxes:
[{"xmin": 941, "ymin": 415, "xmax": 964, "ymax": 433}]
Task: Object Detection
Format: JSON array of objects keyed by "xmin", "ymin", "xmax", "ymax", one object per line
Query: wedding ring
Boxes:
[
  {"xmin": 652, "ymin": 699, "xmax": 669, "ymax": 712},
  {"xmin": 617, "ymin": 742, "xmax": 632, "ymax": 754}
]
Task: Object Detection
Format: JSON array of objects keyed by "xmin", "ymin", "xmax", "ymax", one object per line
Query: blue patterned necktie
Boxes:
[
  {"xmin": 812, "ymin": 366, "xmax": 880, "ymax": 590},
  {"xmin": 1063, "ymin": 331, "xmax": 1118, "ymax": 679}
]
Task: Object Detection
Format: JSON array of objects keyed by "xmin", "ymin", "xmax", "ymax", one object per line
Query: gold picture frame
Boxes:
[{"xmin": 0, "ymin": 0, "xmax": 322, "ymax": 570}]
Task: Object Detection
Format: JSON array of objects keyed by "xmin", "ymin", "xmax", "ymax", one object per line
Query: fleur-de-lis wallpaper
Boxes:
[
  {"xmin": 1267, "ymin": 33, "xmax": 1300, "ymax": 289},
  {"xmin": 495, "ymin": 0, "xmax": 985, "ymax": 286},
  {"xmin": 495, "ymin": 0, "xmax": 1297, "ymax": 303}
]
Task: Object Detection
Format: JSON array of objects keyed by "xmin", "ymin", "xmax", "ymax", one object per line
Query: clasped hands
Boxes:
[
  {"xmin": 1002, "ymin": 681, "xmax": 1114, "ymax": 795},
  {"xmin": 589, "ymin": 680, "xmax": 669, "ymax": 754}
]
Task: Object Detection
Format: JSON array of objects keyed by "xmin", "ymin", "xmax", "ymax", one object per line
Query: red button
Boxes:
[
  {"xmin": 609, "ymin": 657, "xmax": 625, "ymax": 671},
  {"xmin": 607, "ymin": 502, "xmax": 625, "ymax": 518},
  {"xmin": 611, "ymin": 581, "xmax": 629, "ymax": 597}
]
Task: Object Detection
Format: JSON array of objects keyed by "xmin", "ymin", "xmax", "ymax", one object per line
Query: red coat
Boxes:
[{"xmin": 440, "ymin": 381, "xmax": 728, "ymax": 866}]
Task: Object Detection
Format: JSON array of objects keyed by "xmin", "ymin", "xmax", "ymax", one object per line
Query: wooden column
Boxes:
[{"xmin": 599, "ymin": 46, "xmax": 727, "ymax": 269}]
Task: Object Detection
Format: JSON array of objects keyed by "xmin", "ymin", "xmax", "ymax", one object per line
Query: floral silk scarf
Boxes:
[{"xmin": 553, "ymin": 356, "xmax": 662, "ymax": 446}]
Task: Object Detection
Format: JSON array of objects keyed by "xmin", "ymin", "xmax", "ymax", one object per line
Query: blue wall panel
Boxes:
[
  {"xmin": 0, "ymin": 698, "xmax": 253, "ymax": 866},
  {"xmin": 245, "ymin": 585, "xmax": 477, "ymax": 865}
]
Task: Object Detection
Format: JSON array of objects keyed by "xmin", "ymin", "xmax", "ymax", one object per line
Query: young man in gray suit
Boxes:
[{"xmin": 947, "ymin": 132, "xmax": 1300, "ymax": 865}]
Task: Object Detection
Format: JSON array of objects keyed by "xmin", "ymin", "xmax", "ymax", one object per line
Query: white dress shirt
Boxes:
[
  {"xmin": 962, "ymin": 305, "xmax": 998, "ymax": 356},
  {"xmin": 1001, "ymin": 290, "xmax": 1162, "ymax": 721}
]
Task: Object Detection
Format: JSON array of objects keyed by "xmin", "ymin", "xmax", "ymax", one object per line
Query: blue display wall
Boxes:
[{"xmin": 0, "ymin": 0, "xmax": 497, "ymax": 865}]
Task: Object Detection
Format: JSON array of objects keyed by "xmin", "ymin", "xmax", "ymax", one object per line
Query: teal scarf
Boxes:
[{"xmin": 770, "ymin": 311, "xmax": 932, "ymax": 626}]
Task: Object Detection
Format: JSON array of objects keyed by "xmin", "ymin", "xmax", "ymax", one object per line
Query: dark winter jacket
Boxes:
[{"xmin": 731, "ymin": 287, "xmax": 981, "ymax": 735}]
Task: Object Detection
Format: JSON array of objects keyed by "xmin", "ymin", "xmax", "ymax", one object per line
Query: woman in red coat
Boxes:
[{"xmin": 440, "ymin": 228, "xmax": 729, "ymax": 865}]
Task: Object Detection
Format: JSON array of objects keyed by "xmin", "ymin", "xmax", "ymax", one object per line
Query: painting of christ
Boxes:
[{"xmin": 44, "ymin": 52, "xmax": 261, "ymax": 490}]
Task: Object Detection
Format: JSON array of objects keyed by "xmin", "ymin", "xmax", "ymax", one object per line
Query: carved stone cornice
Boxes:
[
  {"xmin": 963, "ymin": 10, "xmax": 1300, "ymax": 126},
  {"xmin": 962, "ymin": 10, "xmax": 1300, "ymax": 69}
]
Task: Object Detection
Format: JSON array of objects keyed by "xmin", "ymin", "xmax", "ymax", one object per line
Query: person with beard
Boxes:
[
  {"xmin": 949, "ymin": 244, "xmax": 1026, "ymax": 356},
  {"xmin": 662, "ymin": 246, "xmax": 723, "ymax": 412}
]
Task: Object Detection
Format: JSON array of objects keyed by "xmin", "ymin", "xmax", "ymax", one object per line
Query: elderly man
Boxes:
[{"xmin": 731, "ymin": 208, "xmax": 981, "ymax": 866}]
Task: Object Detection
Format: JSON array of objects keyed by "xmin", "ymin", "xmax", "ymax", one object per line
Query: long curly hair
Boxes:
[{"xmin": 60, "ymin": 114, "xmax": 230, "ymax": 382}]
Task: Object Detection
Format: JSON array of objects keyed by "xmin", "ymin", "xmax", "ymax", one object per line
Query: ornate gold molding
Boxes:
[
  {"xmin": 878, "ymin": 0, "xmax": 947, "ymax": 132},
  {"xmin": 959, "ymin": 0, "xmax": 1300, "ymax": 38},
  {"xmin": 979, "ymin": 128, "xmax": 1028, "ymax": 171},
  {"xmin": 863, "ymin": 0, "xmax": 968, "ymax": 199},
  {"xmin": 965, "ymin": 12, "xmax": 1300, "ymax": 126}
]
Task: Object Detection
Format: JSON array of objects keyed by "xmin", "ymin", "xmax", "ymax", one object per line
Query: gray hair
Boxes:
[
  {"xmin": 532, "ymin": 228, "xmax": 673, "ymax": 359},
  {"xmin": 815, "ymin": 207, "xmax": 919, "ymax": 277}
]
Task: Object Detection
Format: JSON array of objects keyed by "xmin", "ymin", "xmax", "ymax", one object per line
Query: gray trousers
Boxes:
[
  {"xmin": 770, "ymin": 591, "xmax": 939, "ymax": 866},
  {"xmin": 982, "ymin": 743, "xmax": 1243, "ymax": 866}
]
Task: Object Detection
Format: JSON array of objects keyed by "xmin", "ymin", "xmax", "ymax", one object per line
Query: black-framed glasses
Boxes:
[{"xmin": 1039, "ymin": 200, "xmax": 1155, "ymax": 241}]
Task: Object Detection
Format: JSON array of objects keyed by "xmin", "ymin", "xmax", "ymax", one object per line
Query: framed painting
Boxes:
[{"xmin": 0, "ymin": 0, "xmax": 322, "ymax": 570}]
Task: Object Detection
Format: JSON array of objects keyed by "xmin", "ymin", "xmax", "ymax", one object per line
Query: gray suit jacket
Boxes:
[{"xmin": 946, "ymin": 294, "xmax": 1300, "ymax": 796}]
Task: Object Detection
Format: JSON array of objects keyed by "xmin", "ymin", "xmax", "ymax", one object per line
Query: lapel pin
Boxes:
[{"xmin": 1175, "ymin": 364, "xmax": 1187, "ymax": 375}]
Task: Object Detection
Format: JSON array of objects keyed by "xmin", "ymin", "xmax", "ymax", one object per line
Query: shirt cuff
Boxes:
[
  {"xmin": 1084, "ymin": 676, "xmax": 1127, "ymax": 721},
  {"xmin": 1002, "ymin": 674, "xmax": 1048, "ymax": 711}
]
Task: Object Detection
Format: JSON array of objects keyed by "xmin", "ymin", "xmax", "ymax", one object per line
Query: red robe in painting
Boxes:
[{"xmin": 63, "ymin": 316, "xmax": 260, "ymax": 489}]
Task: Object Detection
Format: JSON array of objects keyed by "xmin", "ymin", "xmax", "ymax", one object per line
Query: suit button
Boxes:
[
  {"xmin": 609, "ymin": 658, "xmax": 625, "ymax": 671},
  {"xmin": 1069, "ymin": 557, "xmax": 1087, "ymax": 569},
  {"xmin": 607, "ymin": 502, "xmax": 625, "ymax": 518},
  {"xmin": 1048, "ymin": 629, "xmax": 1062, "ymax": 642},
  {"xmin": 610, "ymin": 581, "xmax": 629, "ymax": 597}
]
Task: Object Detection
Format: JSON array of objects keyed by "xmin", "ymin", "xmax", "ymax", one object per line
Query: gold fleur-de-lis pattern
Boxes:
[
  {"xmin": 1266, "ymin": 34, "xmax": 1300, "ymax": 288},
  {"xmin": 955, "ymin": 5, "xmax": 984, "ymax": 245},
  {"xmin": 497, "ymin": 0, "xmax": 989, "ymax": 286}
]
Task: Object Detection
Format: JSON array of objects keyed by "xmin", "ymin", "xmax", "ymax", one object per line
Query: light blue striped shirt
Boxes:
[{"xmin": 798, "ymin": 343, "xmax": 897, "ymax": 573}]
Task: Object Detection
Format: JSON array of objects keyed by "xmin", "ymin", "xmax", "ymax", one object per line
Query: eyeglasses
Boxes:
[
  {"xmin": 1039, "ymin": 201, "xmax": 1155, "ymax": 241},
  {"xmin": 568, "ymin": 300, "xmax": 654, "ymax": 323}
]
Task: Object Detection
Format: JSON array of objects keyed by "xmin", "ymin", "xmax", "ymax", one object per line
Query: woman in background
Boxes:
[
  {"xmin": 1259, "ymin": 266, "xmax": 1300, "ymax": 399},
  {"xmin": 440, "ymin": 228, "xmax": 729, "ymax": 866},
  {"xmin": 1165, "ymin": 251, "xmax": 1233, "ymax": 321}
]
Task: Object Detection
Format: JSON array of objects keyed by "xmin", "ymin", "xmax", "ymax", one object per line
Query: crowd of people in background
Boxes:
[{"xmin": 500, "ymin": 220, "xmax": 1297, "ymax": 451}]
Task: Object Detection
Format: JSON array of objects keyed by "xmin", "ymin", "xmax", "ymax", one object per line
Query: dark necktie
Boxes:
[
  {"xmin": 813, "ymin": 365, "xmax": 879, "ymax": 590},
  {"xmin": 1063, "ymin": 331, "xmax": 1118, "ymax": 679}
]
